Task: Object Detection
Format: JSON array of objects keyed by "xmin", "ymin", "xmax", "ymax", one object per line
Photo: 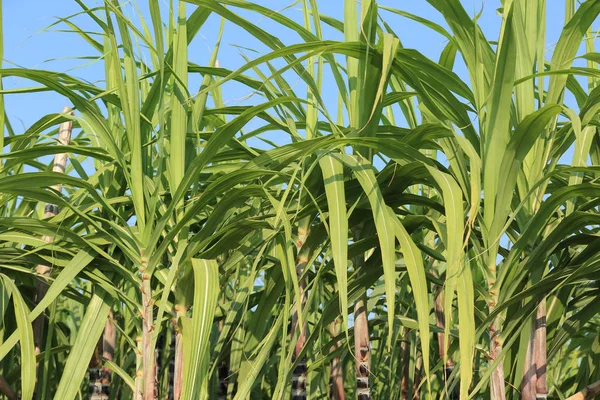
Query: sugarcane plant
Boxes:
[{"xmin": 0, "ymin": 0, "xmax": 600, "ymax": 399}]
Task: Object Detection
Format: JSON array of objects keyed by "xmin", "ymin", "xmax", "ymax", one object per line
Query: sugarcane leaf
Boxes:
[
  {"xmin": 319, "ymin": 152, "xmax": 349, "ymax": 332},
  {"xmin": 181, "ymin": 259, "xmax": 219, "ymax": 400},
  {"xmin": 54, "ymin": 288, "xmax": 113, "ymax": 400},
  {"xmin": 1, "ymin": 275, "xmax": 35, "ymax": 400}
]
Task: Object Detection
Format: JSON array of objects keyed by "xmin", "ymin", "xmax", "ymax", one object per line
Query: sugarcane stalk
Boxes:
[
  {"xmin": 0, "ymin": 375, "xmax": 17, "ymax": 400},
  {"xmin": 534, "ymin": 301, "xmax": 548, "ymax": 399},
  {"xmin": 88, "ymin": 309, "xmax": 115, "ymax": 400},
  {"xmin": 153, "ymin": 334, "xmax": 160, "ymax": 399},
  {"xmin": 434, "ymin": 286, "xmax": 457, "ymax": 399},
  {"xmin": 140, "ymin": 265, "xmax": 156, "ymax": 400},
  {"xmin": 400, "ymin": 328, "xmax": 410, "ymax": 400},
  {"xmin": 521, "ymin": 318, "xmax": 537, "ymax": 400},
  {"xmin": 413, "ymin": 354, "xmax": 423, "ymax": 400},
  {"xmin": 217, "ymin": 319, "xmax": 229, "ymax": 399},
  {"xmin": 135, "ymin": 335, "xmax": 143, "ymax": 400},
  {"xmin": 354, "ymin": 295, "xmax": 370, "ymax": 400},
  {"xmin": 521, "ymin": 298, "xmax": 548, "ymax": 400},
  {"xmin": 32, "ymin": 106, "xmax": 73, "ymax": 391},
  {"xmin": 102, "ymin": 309, "xmax": 115, "ymax": 398},
  {"xmin": 351, "ymin": 226, "xmax": 370, "ymax": 400},
  {"xmin": 489, "ymin": 320, "xmax": 506, "ymax": 400},
  {"xmin": 567, "ymin": 380, "xmax": 600, "ymax": 400},
  {"xmin": 291, "ymin": 285, "xmax": 307, "ymax": 400},
  {"xmin": 167, "ymin": 328, "xmax": 176, "ymax": 400},
  {"xmin": 292, "ymin": 219, "xmax": 310, "ymax": 400},
  {"xmin": 488, "ymin": 260, "xmax": 506, "ymax": 400},
  {"xmin": 329, "ymin": 318, "xmax": 345, "ymax": 400},
  {"xmin": 173, "ymin": 306, "xmax": 186, "ymax": 400},
  {"xmin": 89, "ymin": 336, "xmax": 108, "ymax": 400},
  {"xmin": 155, "ymin": 330, "xmax": 170, "ymax": 399}
]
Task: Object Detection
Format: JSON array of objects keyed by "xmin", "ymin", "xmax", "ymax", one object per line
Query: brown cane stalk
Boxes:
[
  {"xmin": 351, "ymin": 226, "xmax": 370, "ymax": 400},
  {"xmin": 521, "ymin": 319, "xmax": 537, "ymax": 400},
  {"xmin": 521, "ymin": 300, "xmax": 548, "ymax": 400},
  {"xmin": 354, "ymin": 296, "xmax": 370, "ymax": 400},
  {"xmin": 89, "ymin": 337, "xmax": 108, "ymax": 400},
  {"xmin": 534, "ymin": 301, "xmax": 548, "ymax": 399},
  {"xmin": 102, "ymin": 309, "xmax": 116, "ymax": 397},
  {"xmin": 0, "ymin": 375, "xmax": 17, "ymax": 400},
  {"xmin": 32, "ymin": 106, "xmax": 73, "ymax": 389},
  {"xmin": 292, "ymin": 220, "xmax": 310, "ymax": 400},
  {"xmin": 567, "ymin": 380, "xmax": 600, "ymax": 400},
  {"xmin": 329, "ymin": 318, "xmax": 345, "ymax": 400},
  {"xmin": 400, "ymin": 328, "xmax": 410, "ymax": 400}
]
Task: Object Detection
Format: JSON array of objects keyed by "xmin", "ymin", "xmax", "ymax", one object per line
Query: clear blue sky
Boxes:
[{"xmin": 1, "ymin": 1, "xmax": 589, "ymax": 144}]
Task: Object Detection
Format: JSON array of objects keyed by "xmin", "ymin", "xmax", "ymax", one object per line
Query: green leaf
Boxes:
[
  {"xmin": 546, "ymin": 0, "xmax": 600, "ymax": 105},
  {"xmin": 0, "ymin": 250, "xmax": 96, "ymax": 361},
  {"xmin": 319, "ymin": 152, "xmax": 349, "ymax": 331},
  {"xmin": 336, "ymin": 153, "xmax": 396, "ymax": 350},
  {"xmin": 388, "ymin": 213, "xmax": 432, "ymax": 393},
  {"xmin": 181, "ymin": 259, "xmax": 219, "ymax": 400},
  {"xmin": 1, "ymin": 275, "xmax": 35, "ymax": 400},
  {"xmin": 54, "ymin": 288, "xmax": 113, "ymax": 400}
]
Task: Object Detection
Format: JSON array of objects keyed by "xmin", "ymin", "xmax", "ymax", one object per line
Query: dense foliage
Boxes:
[{"xmin": 0, "ymin": 0, "xmax": 599, "ymax": 399}]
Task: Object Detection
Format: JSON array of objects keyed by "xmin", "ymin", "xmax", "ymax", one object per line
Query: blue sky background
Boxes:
[{"xmin": 2, "ymin": 0, "xmax": 586, "ymax": 134}]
